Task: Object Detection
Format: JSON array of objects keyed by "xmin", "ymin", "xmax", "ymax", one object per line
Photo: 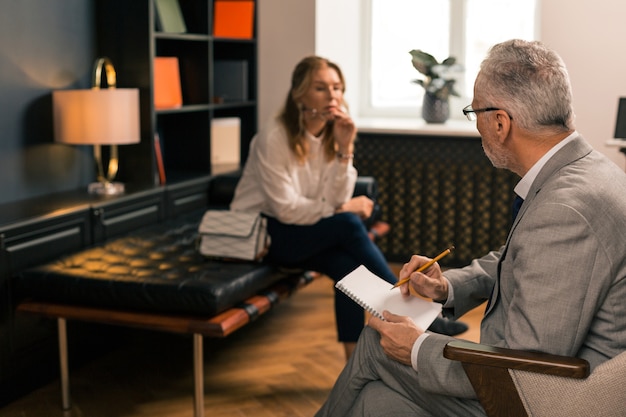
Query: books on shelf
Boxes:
[
  {"xmin": 211, "ymin": 117, "xmax": 241, "ymax": 174},
  {"xmin": 154, "ymin": 0, "xmax": 187, "ymax": 33},
  {"xmin": 335, "ymin": 265, "xmax": 442, "ymax": 330},
  {"xmin": 214, "ymin": 60, "xmax": 248, "ymax": 103},
  {"xmin": 154, "ymin": 133, "xmax": 166, "ymax": 185},
  {"xmin": 154, "ymin": 57, "xmax": 183, "ymax": 109},
  {"xmin": 213, "ymin": 0, "xmax": 255, "ymax": 39}
]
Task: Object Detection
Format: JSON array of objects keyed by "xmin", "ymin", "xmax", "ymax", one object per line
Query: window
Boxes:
[{"xmin": 362, "ymin": 0, "xmax": 538, "ymax": 119}]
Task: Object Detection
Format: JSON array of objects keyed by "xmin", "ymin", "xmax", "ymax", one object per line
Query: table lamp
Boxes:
[{"xmin": 53, "ymin": 57, "xmax": 140, "ymax": 195}]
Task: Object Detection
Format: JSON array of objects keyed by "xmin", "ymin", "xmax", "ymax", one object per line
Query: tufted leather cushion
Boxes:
[{"xmin": 16, "ymin": 211, "xmax": 302, "ymax": 316}]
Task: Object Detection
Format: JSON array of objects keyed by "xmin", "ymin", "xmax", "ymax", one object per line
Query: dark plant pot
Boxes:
[{"xmin": 422, "ymin": 92, "xmax": 450, "ymax": 123}]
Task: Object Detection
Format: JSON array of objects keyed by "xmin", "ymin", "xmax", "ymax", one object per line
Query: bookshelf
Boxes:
[{"xmin": 95, "ymin": 0, "xmax": 257, "ymax": 186}]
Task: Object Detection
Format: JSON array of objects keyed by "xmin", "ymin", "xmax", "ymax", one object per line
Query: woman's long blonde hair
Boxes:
[{"xmin": 278, "ymin": 56, "xmax": 347, "ymax": 163}]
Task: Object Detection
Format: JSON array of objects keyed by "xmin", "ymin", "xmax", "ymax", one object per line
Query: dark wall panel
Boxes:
[
  {"xmin": 354, "ymin": 133, "xmax": 519, "ymax": 266},
  {"xmin": 0, "ymin": 0, "xmax": 96, "ymax": 205}
]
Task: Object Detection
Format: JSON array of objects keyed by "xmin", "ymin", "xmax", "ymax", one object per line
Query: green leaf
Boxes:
[
  {"xmin": 409, "ymin": 49, "xmax": 438, "ymax": 76},
  {"xmin": 441, "ymin": 57, "xmax": 456, "ymax": 66}
]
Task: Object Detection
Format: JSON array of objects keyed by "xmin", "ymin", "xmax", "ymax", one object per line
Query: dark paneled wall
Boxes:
[
  {"xmin": 354, "ymin": 133, "xmax": 520, "ymax": 266},
  {"xmin": 0, "ymin": 0, "xmax": 97, "ymax": 404},
  {"xmin": 0, "ymin": 0, "xmax": 95, "ymax": 205}
]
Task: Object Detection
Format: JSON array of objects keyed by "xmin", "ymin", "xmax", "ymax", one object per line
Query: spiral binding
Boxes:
[{"xmin": 336, "ymin": 283, "xmax": 383, "ymax": 319}]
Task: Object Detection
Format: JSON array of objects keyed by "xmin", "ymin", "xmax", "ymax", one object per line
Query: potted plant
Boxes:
[{"xmin": 409, "ymin": 49, "xmax": 463, "ymax": 123}]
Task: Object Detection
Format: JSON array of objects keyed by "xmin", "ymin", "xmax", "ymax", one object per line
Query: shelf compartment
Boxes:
[
  {"xmin": 154, "ymin": 0, "xmax": 209, "ymax": 35},
  {"xmin": 156, "ymin": 38, "xmax": 209, "ymax": 106},
  {"xmin": 157, "ymin": 111, "xmax": 212, "ymax": 177}
]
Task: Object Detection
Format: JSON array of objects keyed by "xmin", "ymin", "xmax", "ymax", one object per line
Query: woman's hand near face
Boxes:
[{"xmin": 331, "ymin": 108, "xmax": 356, "ymax": 152}]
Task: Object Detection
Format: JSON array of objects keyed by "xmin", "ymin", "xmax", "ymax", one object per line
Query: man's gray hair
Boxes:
[{"xmin": 476, "ymin": 39, "xmax": 575, "ymax": 133}]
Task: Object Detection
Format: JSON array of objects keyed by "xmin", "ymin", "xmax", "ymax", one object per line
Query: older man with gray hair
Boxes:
[{"xmin": 315, "ymin": 39, "xmax": 626, "ymax": 417}]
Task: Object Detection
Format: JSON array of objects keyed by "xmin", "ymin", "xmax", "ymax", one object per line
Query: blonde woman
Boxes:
[{"xmin": 232, "ymin": 56, "xmax": 465, "ymax": 359}]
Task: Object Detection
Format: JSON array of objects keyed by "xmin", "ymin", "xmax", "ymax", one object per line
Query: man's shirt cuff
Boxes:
[{"xmin": 411, "ymin": 333, "xmax": 430, "ymax": 371}]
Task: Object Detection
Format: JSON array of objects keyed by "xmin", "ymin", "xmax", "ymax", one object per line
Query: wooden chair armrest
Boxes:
[
  {"xmin": 443, "ymin": 340, "xmax": 590, "ymax": 417},
  {"xmin": 444, "ymin": 340, "xmax": 589, "ymax": 378}
]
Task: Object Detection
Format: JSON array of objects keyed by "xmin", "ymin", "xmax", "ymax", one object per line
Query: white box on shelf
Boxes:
[{"xmin": 211, "ymin": 117, "xmax": 241, "ymax": 173}]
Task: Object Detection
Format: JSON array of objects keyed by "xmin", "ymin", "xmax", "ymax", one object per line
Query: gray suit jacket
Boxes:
[{"xmin": 416, "ymin": 135, "xmax": 626, "ymax": 399}]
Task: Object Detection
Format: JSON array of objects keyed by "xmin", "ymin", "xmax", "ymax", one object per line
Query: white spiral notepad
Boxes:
[{"xmin": 335, "ymin": 265, "xmax": 442, "ymax": 330}]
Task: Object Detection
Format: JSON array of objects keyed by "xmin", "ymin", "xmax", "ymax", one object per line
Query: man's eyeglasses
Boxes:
[{"xmin": 462, "ymin": 105, "xmax": 510, "ymax": 121}]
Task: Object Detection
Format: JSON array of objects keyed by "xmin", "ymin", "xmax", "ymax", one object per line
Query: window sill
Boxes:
[{"xmin": 355, "ymin": 117, "xmax": 481, "ymax": 138}]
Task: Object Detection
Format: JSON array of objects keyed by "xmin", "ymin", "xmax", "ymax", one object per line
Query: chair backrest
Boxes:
[{"xmin": 511, "ymin": 350, "xmax": 626, "ymax": 417}]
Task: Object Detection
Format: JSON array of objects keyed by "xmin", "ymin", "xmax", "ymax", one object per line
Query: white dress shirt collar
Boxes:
[{"xmin": 514, "ymin": 131, "xmax": 578, "ymax": 199}]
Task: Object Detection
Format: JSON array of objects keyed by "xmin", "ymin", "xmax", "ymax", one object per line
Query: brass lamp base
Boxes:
[{"xmin": 88, "ymin": 181, "xmax": 125, "ymax": 196}]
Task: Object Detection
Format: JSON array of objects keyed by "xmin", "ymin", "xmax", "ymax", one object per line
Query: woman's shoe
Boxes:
[
  {"xmin": 427, "ymin": 317, "xmax": 468, "ymax": 336},
  {"xmin": 368, "ymin": 221, "xmax": 390, "ymax": 241}
]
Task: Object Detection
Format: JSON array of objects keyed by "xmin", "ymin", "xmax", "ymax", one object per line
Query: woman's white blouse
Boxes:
[{"xmin": 230, "ymin": 119, "xmax": 357, "ymax": 225}]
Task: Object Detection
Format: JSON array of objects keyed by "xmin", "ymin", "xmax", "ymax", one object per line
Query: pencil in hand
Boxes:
[{"xmin": 390, "ymin": 246, "xmax": 455, "ymax": 289}]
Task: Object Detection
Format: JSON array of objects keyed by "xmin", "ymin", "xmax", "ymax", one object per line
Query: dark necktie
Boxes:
[
  {"xmin": 512, "ymin": 195, "xmax": 524, "ymax": 222},
  {"xmin": 487, "ymin": 194, "xmax": 524, "ymax": 313}
]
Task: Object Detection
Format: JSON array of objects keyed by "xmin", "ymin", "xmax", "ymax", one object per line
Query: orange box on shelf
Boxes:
[
  {"xmin": 213, "ymin": 0, "xmax": 254, "ymax": 39},
  {"xmin": 153, "ymin": 57, "xmax": 183, "ymax": 109}
]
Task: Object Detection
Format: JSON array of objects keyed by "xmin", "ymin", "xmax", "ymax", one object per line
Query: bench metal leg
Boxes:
[
  {"xmin": 193, "ymin": 333, "xmax": 204, "ymax": 417},
  {"xmin": 57, "ymin": 317, "xmax": 71, "ymax": 411},
  {"xmin": 57, "ymin": 319, "xmax": 204, "ymax": 416}
]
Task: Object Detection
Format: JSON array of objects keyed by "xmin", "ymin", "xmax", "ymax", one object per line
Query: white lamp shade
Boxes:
[{"xmin": 53, "ymin": 89, "xmax": 140, "ymax": 145}]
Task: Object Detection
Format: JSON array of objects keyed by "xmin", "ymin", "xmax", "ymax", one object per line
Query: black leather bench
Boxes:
[
  {"xmin": 14, "ymin": 175, "xmax": 385, "ymax": 417},
  {"xmin": 15, "ymin": 211, "xmax": 313, "ymax": 417},
  {"xmin": 17, "ymin": 211, "xmax": 306, "ymax": 320}
]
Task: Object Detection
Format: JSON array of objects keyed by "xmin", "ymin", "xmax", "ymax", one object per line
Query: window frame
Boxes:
[{"xmin": 356, "ymin": 0, "xmax": 539, "ymax": 120}]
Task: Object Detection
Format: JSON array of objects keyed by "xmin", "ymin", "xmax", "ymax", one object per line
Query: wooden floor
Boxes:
[{"xmin": 0, "ymin": 267, "xmax": 483, "ymax": 417}]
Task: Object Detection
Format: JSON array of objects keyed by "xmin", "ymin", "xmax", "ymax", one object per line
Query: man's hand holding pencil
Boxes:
[{"xmin": 395, "ymin": 247, "xmax": 454, "ymax": 302}]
